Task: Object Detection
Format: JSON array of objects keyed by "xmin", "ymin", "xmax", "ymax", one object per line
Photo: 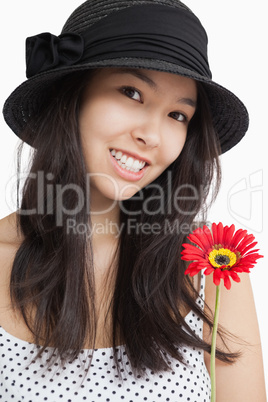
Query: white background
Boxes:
[{"xmin": 0, "ymin": 0, "xmax": 267, "ymax": 393}]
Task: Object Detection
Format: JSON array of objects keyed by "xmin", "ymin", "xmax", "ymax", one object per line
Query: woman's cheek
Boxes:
[{"xmin": 163, "ymin": 135, "xmax": 187, "ymax": 165}]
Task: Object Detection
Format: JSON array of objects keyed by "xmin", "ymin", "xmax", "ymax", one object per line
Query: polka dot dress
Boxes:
[{"xmin": 0, "ymin": 274, "xmax": 210, "ymax": 402}]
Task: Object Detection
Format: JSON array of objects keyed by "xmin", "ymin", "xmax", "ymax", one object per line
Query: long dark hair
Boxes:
[{"xmin": 10, "ymin": 69, "xmax": 238, "ymax": 376}]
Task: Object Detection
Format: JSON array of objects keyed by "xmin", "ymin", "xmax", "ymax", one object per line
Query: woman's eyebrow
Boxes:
[
  {"xmin": 177, "ymin": 97, "xmax": 197, "ymax": 108},
  {"xmin": 112, "ymin": 68, "xmax": 197, "ymax": 108},
  {"xmin": 113, "ymin": 68, "xmax": 158, "ymax": 90}
]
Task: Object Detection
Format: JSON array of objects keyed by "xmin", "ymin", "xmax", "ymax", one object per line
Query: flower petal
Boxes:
[
  {"xmin": 213, "ymin": 268, "xmax": 223, "ymax": 286},
  {"xmin": 211, "ymin": 223, "xmax": 218, "ymax": 244},
  {"xmin": 237, "ymin": 234, "xmax": 255, "ymax": 254},
  {"xmin": 222, "ymin": 224, "xmax": 235, "ymax": 247},
  {"xmin": 185, "ymin": 264, "xmax": 202, "ymax": 276},
  {"xmin": 233, "ymin": 265, "xmax": 252, "ymax": 272},
  {"xmin": 230, "ymin": 228, "xmax": 247, "ymax": 249},
  {"xmin": 181, "ymin": 244, "xmax": 205, "ymax": 260},
  {"xmin": 229, "ymin": 271, "xmax": 241, "ymax": 282},
  {"xmin": 181, "ymin": 243, "xmax": 203, "ymax": 254},
  {"xmin": 181, "ymin": 253, "xmax": 204, "ymax": 262},
  {"xmin": 212, "ymin": 222, "xmax": 223, "ymax": 245},
  {"xmin": 188, "ymin": 228, "xmax": 212, "ymax": 251},
  {"xmin": 200, "ymin": 225, "xmax": 214, "ymax": 250},
  {"xmin": 204, "ymin": 267, "xmax": 214, "ymax": 275},
  {"xmin": 223, "ymin": 274, "xmax": 232, "ymax": 290},
  {"xmin": 241, "ymin": 253, "xmax": 263, "ymax": 264},
  {"xmin": 240, "ymin": 242, "xmax": 258, "ymax": 256}
]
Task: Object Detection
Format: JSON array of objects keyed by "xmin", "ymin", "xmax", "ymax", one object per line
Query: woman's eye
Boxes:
[
  {"xmin": 169, "ymin": 111, "xmax": 188, "ymax": 123},
  {"xmin": 122, "ymin": 87, "xmax": 142, "ymax": 102}
]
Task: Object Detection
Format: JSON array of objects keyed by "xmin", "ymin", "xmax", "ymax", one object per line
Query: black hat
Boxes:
[{"xmin": 2, "ymin": 0, "xmax": 249, "ymax": 154}]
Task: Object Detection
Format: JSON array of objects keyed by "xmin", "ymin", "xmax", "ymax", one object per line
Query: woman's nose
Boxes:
[{"xmin": 131, "ymin": 116, "xmax": 161, "ymax": 149}]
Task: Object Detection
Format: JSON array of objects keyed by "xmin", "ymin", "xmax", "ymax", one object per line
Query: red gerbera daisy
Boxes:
[{"xmin": 181, "ymin": 222, "xmax": 263, "ymax": 289}]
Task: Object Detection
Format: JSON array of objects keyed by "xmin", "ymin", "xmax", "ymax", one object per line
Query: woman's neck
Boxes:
[{"xmin": 89, "ymin": 185, "xmax": 121, "ymax": 242}]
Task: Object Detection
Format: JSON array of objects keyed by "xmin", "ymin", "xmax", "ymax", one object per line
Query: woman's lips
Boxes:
[
  {"xmin": 110, "ymin": 148, "xmax": 151, "ymax": 166},
  {"xmin": 109, "ymin": 150, "xmax": 148, "ymax": 181}
]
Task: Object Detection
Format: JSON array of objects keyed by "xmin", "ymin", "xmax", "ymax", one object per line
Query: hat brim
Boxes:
[{"xmin": 3, "ymin": 57, "xmax": 249, "ymax": 154}]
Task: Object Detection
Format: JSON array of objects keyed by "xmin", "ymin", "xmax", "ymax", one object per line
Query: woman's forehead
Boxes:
[{"xmin": 90, "ymin": 67, "xmax": 197, "ymax": 97}]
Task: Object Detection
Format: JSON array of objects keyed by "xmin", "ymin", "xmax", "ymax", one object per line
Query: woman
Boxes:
[{"xmin": 0, "ymin": 0, "xmax": 266, "ymax": 401}]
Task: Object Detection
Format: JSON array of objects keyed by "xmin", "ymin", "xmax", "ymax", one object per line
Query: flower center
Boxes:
[
  {"xmin": 208, "ymin": 248, "xmax": 237, "ymax": 269},
  {"xmin": 215, "ymin": 255, "xmax": 230, "ymax": 265}
]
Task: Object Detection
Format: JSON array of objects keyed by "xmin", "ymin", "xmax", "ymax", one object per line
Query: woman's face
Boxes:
[{"xmin": 79, "ymin": 68, "xmax": 197, "ymax": 204}]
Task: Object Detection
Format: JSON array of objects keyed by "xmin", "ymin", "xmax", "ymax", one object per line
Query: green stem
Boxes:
[{"xmin": 210, "ymin": 284, "xmax": 221, "ymax": 402}]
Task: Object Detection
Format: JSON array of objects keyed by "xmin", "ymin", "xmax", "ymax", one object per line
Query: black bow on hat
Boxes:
[{"xmin": 26, "ymin": 32, "xmax": 84, "ymax": 78}]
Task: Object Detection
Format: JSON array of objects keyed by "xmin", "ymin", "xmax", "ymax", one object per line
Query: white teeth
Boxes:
[
  {"xmin": 115, "ymin": 151, "xmax": 123, "ymax": 159},
  {"xmin": 110, "ymin": 149, "xmax": 147, "ymax": 173},
  {"xmin": 132, "ymin": 160, "xmax": 140, "ymax": 170},
  {"xmin": 121, "ymin": 155, "xmax": 127, "ymax": 164},
  {"xmin": 125, "ymin": 157, "xmax": 134, "ymax": 168}
]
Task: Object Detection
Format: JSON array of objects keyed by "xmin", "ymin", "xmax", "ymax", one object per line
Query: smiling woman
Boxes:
[
  {"xmin": 79, "ymin": 68, "xmax": 197, "ymax": 200},
  {"xmin": 0, "ymin": 0, "xmax": 266, "ymax": 401}
]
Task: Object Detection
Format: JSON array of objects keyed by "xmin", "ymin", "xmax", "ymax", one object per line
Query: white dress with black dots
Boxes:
[{"xmin": 0, "ymin": 274, "xmax": 211, "ymax": 402}]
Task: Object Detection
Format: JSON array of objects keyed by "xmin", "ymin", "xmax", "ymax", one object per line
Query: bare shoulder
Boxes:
[
  {"xmin": 203, "ymin": 272, "xmax": 262, "ymax": 348},
  {"xmin": 203, "ymin": 273, "xmax": 266, "ymax": 401},
  {"xmin": 0, "ymin": 212, "xmax": 22, "ymax": 264},
  {"xmin": 0, "ymin": 213, "xmax": 36, "ymax": 342},
  {"xmin": 0, "ymin": 212, "xmax": 22, "ymax": 307}
]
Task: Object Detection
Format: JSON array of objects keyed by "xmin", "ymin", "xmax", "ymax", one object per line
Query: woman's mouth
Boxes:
[
  {"xmin": 109, "ymin": 148, "xmax": 149, "ymax": 181},
  {"xmin": 110, "ymin": 149, "xmax": 147, "ymax": 172}
]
